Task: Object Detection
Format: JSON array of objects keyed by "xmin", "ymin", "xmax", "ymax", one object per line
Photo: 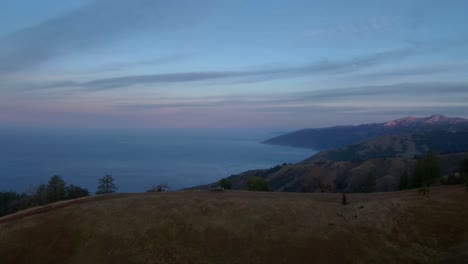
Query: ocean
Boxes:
[{"xmin": 0, "ymin": 128, "xmax": 314, "ymax": 193}]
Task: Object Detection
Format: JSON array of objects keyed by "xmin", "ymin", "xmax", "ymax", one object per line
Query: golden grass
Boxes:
[{"xmin": 0, "ymin": 186, "xmax": 467, "ymax": 264}]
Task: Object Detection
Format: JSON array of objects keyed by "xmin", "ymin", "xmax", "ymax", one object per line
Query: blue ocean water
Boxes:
[{"xmin": 0, "ymin": 128, "xmax": 314, "ymax": 193}]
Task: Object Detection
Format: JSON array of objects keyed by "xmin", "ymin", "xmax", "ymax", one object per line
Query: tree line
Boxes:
[
  {"xmin": 399, "ymin": 151, "xmax": 468, "ymax": 190},
  {"xmin": 0, "ymin": 174, "xmax": 117, "ymax": 217},
  {"xmin": 217, "ymin": 151, "xmax": 468, "ymax": 193}
]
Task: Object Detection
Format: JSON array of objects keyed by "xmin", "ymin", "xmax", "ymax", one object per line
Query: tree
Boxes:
[
  {"xmin": 35, "ymin": 184, "xmax": 49, "ymax": 205},
  {"xmin": 47, "ymin": 175, "xmax": 66, "ymax": 203},
  {"xmin": 96, "ymin": 174, "xmax": 117, "ymax": 194},
  {"xmin": 413, "ymin": 150, "xmax": 442, "ymax": 187},
  {"xmin": 364, "ymin": 172, "xmax": 376, "ymax": 193},
  {"xmin": 218, "ymin": 178, "xmax": 232, "ymax": 190},
  {"xmin": 66, "ymin": 185, "xmax": 89, "ymax": 199},
  {"xmin": 413, "ymin": 157, "xmax": 425, "ymax": 188},
  {"xmin": 460, "ymin": 159, "xmax": 468, "ymax": 177},
  {"xmin": 246, "ymin": 177, "xmax": 270, "ymax": 192},
  {"xmin": 0, "ymin": 191, "xmax": 21, "ymax": 217},
  {"xmin": 425, "ymin": 149, "xmax": 441, "ymax": 184},
  {"xmin": 399, "ymin": 170, "xmax": 409, "ymax": 190},
  {"xmin": 460, "ymin": 159, "xmax": 468, "ymax": 191}
]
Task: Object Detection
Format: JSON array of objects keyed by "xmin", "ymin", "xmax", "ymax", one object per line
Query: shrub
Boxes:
[
  {"xmin": 418, "ymin": 185, "xmax": 430, "ymax": 195},
  {"xmin": 66, "ymin": 185, "xmax": 89, "ymax": 199},
  {"xmin": 246, "ymin": 177, "xmax": 270, "ymax": 192},
  {"xmin": 147, "ymin": 184, "xmax": 168, "ymax": 192},
  {"xmin": 218, "ymin": 178, "xmax": 232, "ymax": 190}
]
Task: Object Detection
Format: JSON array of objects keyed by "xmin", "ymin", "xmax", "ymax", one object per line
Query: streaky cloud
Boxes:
[
  {"xmin": 116, "ymin": 82, "xmax": 468, "ymax": 110},
  {"xmin": 0, "ymin": 0, "xmax": 204, "ymax": 74},
  {"xmin": 63, "ymin": 46, "xmax": 427, "ymax": 90},
  {"xmin": 353, "ymin": 62, "xmax": 468, "ymax": 80}
]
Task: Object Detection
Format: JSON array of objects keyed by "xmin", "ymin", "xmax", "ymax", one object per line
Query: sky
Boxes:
[{"xmin": 1, "ymin": 0, "xmax": 468, "ymax": 130}]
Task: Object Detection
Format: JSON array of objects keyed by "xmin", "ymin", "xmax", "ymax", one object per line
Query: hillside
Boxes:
[
  {"xmin": 305, "ymin": 130, "xmax": 468, "ymax": 163},
  {"xmin": 214, "ymin": 153, "xmax": 468, "ymax": 192},
  {"xmin": 1, "ymin": 187, "xmax": 467, "ymax": 264},
  {"xmin": 263, "ymin": 114, "xmax": 468, "ymax": 150}
]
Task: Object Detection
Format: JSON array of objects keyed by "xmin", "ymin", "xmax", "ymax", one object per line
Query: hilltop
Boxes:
[
  {"xmin": 263, "ymin": 114, "xmax": 468, "ymax": 150},
  {"xmin": 1, "ymin": 187, "xmax": 467, "ymax": 263}
]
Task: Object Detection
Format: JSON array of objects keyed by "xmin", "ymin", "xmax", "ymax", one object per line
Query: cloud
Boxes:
[
  {"xmin": 0, "ymin": 0, "xmax": 204, "ymax": 74},
  {"xmin": 303, "ymin": 15, "xmax": 397, "ymax": 38},
  {"xmin": 32, "ymin": 38, "xmax": 467, "ymax": 91},
  {"xmin": 352, "ymin": 62, "xmax": 468, "ymax": 80},
  {"xmin": 116, "ymin": 82, "xmax": 468, "ymax": 111},
  {"xmin": 42, "ymin": 46, "xmax": 420, "ymax": 91},
  {"xmin": 291, "ymin": 82, "xmax": 468, "ymax": 101},
  {"xmin": 88, "ymin": 53, "xmax": 195, "ymax": 73}
]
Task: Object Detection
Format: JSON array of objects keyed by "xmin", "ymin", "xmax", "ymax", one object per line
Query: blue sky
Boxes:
[{"xmin": 1, "ymin": 0, "xmax": 468, "ymax": 129}]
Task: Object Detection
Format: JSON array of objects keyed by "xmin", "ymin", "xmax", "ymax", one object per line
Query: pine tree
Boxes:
[
  {"xmin": 413, "ymin": 157, "xmax": 425, "ymax": 188},
  {"xmin": 413, "ymin": 150, "xmax": 442, "ymax": 187},
  {"xmin": 460, "ymin": 159, "xmax": 468, "ymax": 177},
  {"xmin": 425, "ymin": 149, "xmax": 441, "ymax": 185},
  {"xmin": 364, "ymin": 172, "xmax": 376, "ymax": 193},
  {"xmin": 96, "ymin": 175, "xmax": 117, "ymax": 194},
  {"xmin": 399, "ymin": 170, "xmax": 409, "ymax": 190},
  {"xmin": 47, "ymin": 175, "xmax": 66, "ymax": 203}
]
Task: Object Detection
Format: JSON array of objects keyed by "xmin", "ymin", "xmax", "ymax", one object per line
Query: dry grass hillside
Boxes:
[
  {"xmin": 218, "ymin": 153, "xmax": 468, "ymax": 192},
  {"xmin": 1, "ymin": 186, "xmax": 467, "ymax": 264}
]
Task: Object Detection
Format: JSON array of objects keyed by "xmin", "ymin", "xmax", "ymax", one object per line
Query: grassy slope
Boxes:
[
  {"xmin": 216, "ymin": 153, "xmax": 468, "ymax": 192},
  {"xmin": 1, "ymin": 187, "xmax": 467, "ymax": 264}
]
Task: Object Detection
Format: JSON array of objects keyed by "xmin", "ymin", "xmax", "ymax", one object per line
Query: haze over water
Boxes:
[{"xmin": 0, "ymin": 129, "xmax": 313, "ymax": 193}]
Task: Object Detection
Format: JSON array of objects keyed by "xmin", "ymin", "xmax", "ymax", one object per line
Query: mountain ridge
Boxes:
[
  {"xmin": 203, "ymin": 125, "xmax": 468, "ymax": 193},
  {"xmin": 263, "ymin": 114, "xmax": 468, "ymax": 150}
]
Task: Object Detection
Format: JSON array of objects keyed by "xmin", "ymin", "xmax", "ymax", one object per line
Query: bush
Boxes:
[
  {"xmin": 147, "ymin": 184, "xmax": 168, "ymax": 192},
  {"xmin": 218, "ymin": 178, "xmax": 232, "ymax": 190},
  {"xmin": 66, "ymin": 185, "xmax": 89, "ymax": 199},
  {"xmin": 246, "ymin": 178, "xmax": 270, "ymax": 192},
  {"xmin": 418, "ymin": 185, "xmax": 430, "ymax": 195}
]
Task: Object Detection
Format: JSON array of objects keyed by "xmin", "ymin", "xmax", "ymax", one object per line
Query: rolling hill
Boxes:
[
  {"xmin": 305, "ymin": 130, "xmax": 468, "ymax": 163},
  {"xmin": 214, "ymin": 152, "xmax": 468, "ymax": 193},
  {"xmin": 1, "ymin": 187, "xmax": 467, "ymax": 264},
  {"xmin": 206, "ymin": 129, "xmax": 468, "ymax": 193}
]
